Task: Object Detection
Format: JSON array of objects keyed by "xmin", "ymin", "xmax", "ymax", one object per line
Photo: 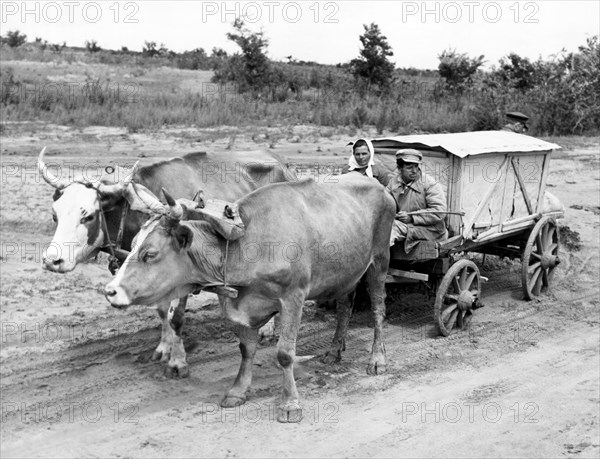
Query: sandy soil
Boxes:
[{"xmin": 1, "ymin": 124, "xmax": 598, "ymax": 458}]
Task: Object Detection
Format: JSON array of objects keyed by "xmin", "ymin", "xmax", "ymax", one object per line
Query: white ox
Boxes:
[{"xmin": 104, "ymin": 175, "xmax": 396, "ymax": 422}]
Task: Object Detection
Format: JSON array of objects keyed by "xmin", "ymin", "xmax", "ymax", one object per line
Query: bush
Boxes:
[
  {"xmin": 438, "ymin": 49, "xmax": 485, "ymax": 92},
  {"xmin": 176, "ymin": 48, "xmax": 211, "ymax": 70},
  {"xmin": 85, "ymin": 40, "xmax": 101, "ymax": 53},
  {"xmin": 212, "ymin": 19, "xmax": 272, "ymax": 92},
  {"xmin": 2, "ymin": 30, "xmax": 27, "ymax": 48},
  {"xmin": 496, "ymin": 53, "xmax": 537, "ymax": 91}
]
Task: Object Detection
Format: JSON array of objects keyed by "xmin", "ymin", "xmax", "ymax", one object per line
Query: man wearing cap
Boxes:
[
  {"xmin": 387, "ymin": 149, "xmax": 448, "ymax": 251},
  {"xmin": 502, "ymin": 111, "xmax": 529, "ymax": 134}
]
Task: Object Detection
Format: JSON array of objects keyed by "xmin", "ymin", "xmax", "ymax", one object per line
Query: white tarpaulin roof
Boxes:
[{"xmin": 371, "ymin": 130, "xmax": 561, "ymax": 158}]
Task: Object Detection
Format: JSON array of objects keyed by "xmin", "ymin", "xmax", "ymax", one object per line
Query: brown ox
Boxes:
[
  {"xmin": 104, "ymin": 174, "xmax": 395, "ymax": 422},
  {"xmin": 38, "ymin": 148, "xmax": 295, "ymax": 376}
]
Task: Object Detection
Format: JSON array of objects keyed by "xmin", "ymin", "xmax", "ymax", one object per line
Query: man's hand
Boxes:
[{"xmin": 396, "ymin": 211, "xmax": 413, "ymax": 223}]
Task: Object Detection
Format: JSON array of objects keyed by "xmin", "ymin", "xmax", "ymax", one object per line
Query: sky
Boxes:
[{"xmin": 2, "ymin": 1, "xmax": 599, "ymax": 69}]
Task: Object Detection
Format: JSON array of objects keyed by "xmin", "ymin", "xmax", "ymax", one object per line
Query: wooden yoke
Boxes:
[{"xmin": 177, "ymin": 198, "xmax": 246, "ymax": 241}]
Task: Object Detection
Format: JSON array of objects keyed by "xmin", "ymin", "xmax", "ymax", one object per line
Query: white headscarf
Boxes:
[{"xmin": 348, "ymin": 138, "xmax": 376, "ymax": 177}]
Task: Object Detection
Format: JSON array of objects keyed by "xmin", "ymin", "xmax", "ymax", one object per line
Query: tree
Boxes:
[
  {"xmin": 85, "ymin": 40, "xmax": 101, "ymax": 53},
  {"xmin": 2, "ymin": 30, "xmax": 27, "ymax": 48},
  {"xmin": 142, "ymin": 41, "xmax": 159, "ymax": 57},
  {"xmin": 350, "ymin": 23, "xmax": 395, "ymax": 93},
  {"xmin": 438, "ymin": 49, "xmax": 485, "ymax": 92},
  {"xmin": 496, "ymin": 53, "xmax": 536, "ymax": 90},
  {"xmin": 531, "ymin": 35, "xmax": 600, "ymax": 134},
  {"xmin": 216, "ymin": 18, "xmax": 272, "ymax": 91}
]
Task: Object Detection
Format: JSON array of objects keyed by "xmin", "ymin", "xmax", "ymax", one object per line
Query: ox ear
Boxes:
[
  {"xmin": 172, "ymin": 224, "xmax": 193, "ymax": 251},
  {"xmin": 52, "ymin": 189, "xmax": 64, "ymax": 201}
]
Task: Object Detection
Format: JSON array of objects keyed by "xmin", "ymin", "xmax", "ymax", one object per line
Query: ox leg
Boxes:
[
  {"xmin": 164, "ymin": 296, "xmax": 189, "ymax": 378},
  {"xmin": 276, "ymin": 294, "xmax": 304, "ymax": 423},
  {"xmin": 221, "ymin": 325, "xmax": 259, "ymax": 408},
  {"xmin": 366, "ymin": 264, "xmax": 387, "ymax": 375},
  {"xmin": 321, "ymin": 290, "xmax": 356, "ymax": 365},
  {"xmin": 152, "ymin": 299, "xmax": 174, "ymax": 362}
]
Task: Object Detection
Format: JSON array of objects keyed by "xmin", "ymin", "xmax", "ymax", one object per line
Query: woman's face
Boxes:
[{"xmin": 353, "ymin": 145, "xmax": 370, "ymax": 167}]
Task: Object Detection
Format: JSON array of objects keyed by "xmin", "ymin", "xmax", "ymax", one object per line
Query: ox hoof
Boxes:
[
  {"xmin": 164, "ymin": 363, "xmax": 189, "ymax": 379},
  {"xmin": 320, "ymin": 350, "xmax": 341, "ymax": 365},
  {"xmin": 277, "ymin": 402, "xmax": 302, "ymax": 423},
  {"xmin": 221, "ymin": 395, "xmax": 246, "ymax": 408},
  {"xmin": 366, "ymin": 360, "xmax": 387, "ymax": 376},
  {"xmin": 152, "ymin": 348, "xmax": 172, "ymax": 363},
  {"xmin": 151, "ymin": 350, "xmax": 166, "ymax": 361}
]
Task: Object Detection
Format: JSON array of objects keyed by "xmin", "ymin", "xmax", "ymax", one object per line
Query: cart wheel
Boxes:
[
  {"xmin": 434, "ymin": 259, "xmax": 481, "ymax": 336},
  {"xmin": 521, "ymin": 217, "xmax": 560, "ymax": 300}
]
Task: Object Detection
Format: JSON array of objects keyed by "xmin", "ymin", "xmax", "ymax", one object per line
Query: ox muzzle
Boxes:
[{"xmin": 104, "ymin": 281, "xmax": 132, "ymax": 309}]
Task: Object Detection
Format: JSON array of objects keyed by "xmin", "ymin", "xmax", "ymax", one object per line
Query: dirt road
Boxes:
[{"xmin": 1, "ymin": 125, "xmax": 598, "ymax": 457}]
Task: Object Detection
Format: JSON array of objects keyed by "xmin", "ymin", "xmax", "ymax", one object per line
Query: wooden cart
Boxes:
[{"xmin": 371, "ymin": 131, "xmax": 564, "ymax": 336}]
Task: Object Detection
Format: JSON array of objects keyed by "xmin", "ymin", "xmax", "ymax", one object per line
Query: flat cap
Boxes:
[
  {"xmin": 396, "ymin": 149, "xmax": 423, "ymax": 164},
  {"xmin": 506, "ymin": 111, "xmax": 529, "ymax": 123}
]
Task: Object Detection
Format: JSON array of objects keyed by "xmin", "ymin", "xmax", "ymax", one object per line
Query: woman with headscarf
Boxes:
[{"xmin": 342, "ymin": 138, "xmax": 392, "ymax": 186}]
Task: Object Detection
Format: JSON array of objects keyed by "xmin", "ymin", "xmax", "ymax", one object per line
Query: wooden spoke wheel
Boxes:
[
  {"xmin": 434, "ymin": 259, "xmax": 482, "ymax": 336},
  {"xmin": 521, "ymin": 217, "xmax": 560, "ymax": 300}
]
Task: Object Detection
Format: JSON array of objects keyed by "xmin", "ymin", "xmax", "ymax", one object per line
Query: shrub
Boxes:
[
  {"xmin": 438, "ymin": 49, "xmax": 485, "ymax": 92},
  {"xmin": 212, "ymin": 19, "xmax": 272, "ymax": 92},
  {"xmin": 85, "ymin": 40, "xmax": 101, "ymax": 53},
  {"xmin": 2, "ymin": 30, "xmax": 27, "ymax": 48}
]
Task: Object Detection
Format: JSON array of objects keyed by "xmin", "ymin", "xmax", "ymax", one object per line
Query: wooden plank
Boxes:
[
  {"xmin": 472, "ymin": 225, "xmax": 501, "ymax": 241},
  {"xmin": 536, "ymin": 152, "xmax": 552, "ymax": 213},
  {"xmin": 431, "ymin": 258, "xmax": 450, "ymax": 275},
  {"xmin": 448, "ymin": 155, "xmax": 462, "ymax": 237},
  {"xmin": 500, "ymin": 213, "xmax": 540, "ymax": 232},
  {"xmin": 541, "ymin": 210, "xmax": 565, "ymax": 219},
  {"xmin": 474, "ymin": 214, "xmax": 539, "ymax": 242},
  {"xmin": 462, "ymin": 155, "xmax": 509, "ymax": 240},
  {"xmin": 497, "ymin": 155, "xmax": 512, "ymax": 226},
  {"xmin": 458, "ymin": 227, "xmax": 530, "ymax": 252},
  {"xmin": 511, "ymin": 156, "xmax": 534, "ymax": 215},
  {"xmin": 388, "ymin": 268, "xmax": 429, "ymax": 281},
  {"xmin": 474, "ymin": 221, "xmax": 536, "ymax": 244}
]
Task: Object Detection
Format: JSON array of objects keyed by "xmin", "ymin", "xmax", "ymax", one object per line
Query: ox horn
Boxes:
[
  {"xmin": 162, "ymin": 188, "xmax": 183, "ymax": 221},
  {"xmin": 97, "ymin": 161, "xmax": 139, "ymax": 196},
  {"xmin": 38, "ymin": 147, "xmax": 70, "ymax": 189}
]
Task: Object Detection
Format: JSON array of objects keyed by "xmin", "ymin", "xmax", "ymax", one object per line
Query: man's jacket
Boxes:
[{"xmin": 386, "ymin": 170, "xmax": 448, "ymax": 251}]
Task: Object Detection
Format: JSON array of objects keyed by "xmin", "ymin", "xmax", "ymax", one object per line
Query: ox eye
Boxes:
[
  {"xmin": 52, "ymin": 214, "xmax": 57, "ymax": 223},
  {"xmin": 80, "ymin": 215, "xmax": 95, "ymax": 224},
  {"xmin": 142, "ymin": 251, "xmax": 158, "ymax": 263}
]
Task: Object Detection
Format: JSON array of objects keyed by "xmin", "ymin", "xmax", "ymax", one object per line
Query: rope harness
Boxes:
[
  {"xmin": 102, "ymin": 200, "xmax": 129, "ymax": 275},
  {"xmin": 224, "ymin": 239, "xmax": 230, "ymax": 288},
  {"xmin": 69, "ymin": 181, "xmax": 130, "ymax": 275}
]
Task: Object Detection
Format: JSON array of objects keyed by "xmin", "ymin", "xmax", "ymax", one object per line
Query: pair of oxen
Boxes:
[{"xmin": 39, "ymin": 147, "xmax": 395, "ymax": 423}]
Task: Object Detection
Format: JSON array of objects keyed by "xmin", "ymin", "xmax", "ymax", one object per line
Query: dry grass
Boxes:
[{"xmin": 2, "ymin": 46, "xmax": 598, "ymax": 137}]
